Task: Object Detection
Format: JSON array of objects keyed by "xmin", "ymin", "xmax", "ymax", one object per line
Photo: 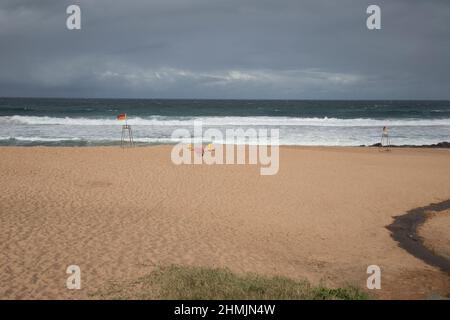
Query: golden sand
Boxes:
[
  {"xmin": 0, "ymin": 146, "xmax": 449, "ymax": 299},
  {"xmin": 419, "ymin": 209, "xmax": 450, "ymax": 262}
]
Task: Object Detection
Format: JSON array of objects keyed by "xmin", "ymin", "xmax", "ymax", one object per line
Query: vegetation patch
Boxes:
[{"xmin": 93, "ymin": 265, "xmax": 369, "ymax": 300}]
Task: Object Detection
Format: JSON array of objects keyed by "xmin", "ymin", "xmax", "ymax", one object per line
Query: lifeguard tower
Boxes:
[
  {"xmin": 117, "ymin": 113, "xmax": 134, "ymax": 147},
  {"xmin": 380, "ymin": 126, "xmax": 390, "ymax": 150}
]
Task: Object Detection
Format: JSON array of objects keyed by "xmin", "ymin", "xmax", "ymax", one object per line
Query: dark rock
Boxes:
[{"xmin": 367, "ymin": 141, "xmax": 450, "ymax": 148}]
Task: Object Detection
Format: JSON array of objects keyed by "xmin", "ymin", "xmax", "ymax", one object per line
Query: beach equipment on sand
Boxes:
[
  {"xmin": 186, "ymin": 143, "xmax": 214, "ymax": 157},
  {"xmin": 118, "ymin": 113, "xmax": 134, "ymax": 147}
]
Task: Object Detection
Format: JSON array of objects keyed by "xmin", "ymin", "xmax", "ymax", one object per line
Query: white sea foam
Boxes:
[
  {"xmin": 3, "ymin": 115, "xmax": 450, "ymax": 127},
  {"xmin": 0, "ymin": 136, "xmax": 82, "ymax": 142},
  {"xmin": 1, "ymin": 115, "xmax": 449, "ymax": 146}
]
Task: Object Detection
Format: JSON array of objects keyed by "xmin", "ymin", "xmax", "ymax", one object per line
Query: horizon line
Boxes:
[{"xmin": 1, "ymin": 96, "xmax": 450, "ymax": 102}]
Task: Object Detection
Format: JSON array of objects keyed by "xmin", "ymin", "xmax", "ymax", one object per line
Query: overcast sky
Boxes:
[{"xmin": 0, "ymin": 0, "xmax": 449, "ymax": 99}]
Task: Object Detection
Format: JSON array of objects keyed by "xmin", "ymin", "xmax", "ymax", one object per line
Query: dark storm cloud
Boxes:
[{"xmin": 0, "ymin": 0, "xmax": 449, "ymax": 99}]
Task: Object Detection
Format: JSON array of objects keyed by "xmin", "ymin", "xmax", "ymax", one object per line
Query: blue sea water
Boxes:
[{"xmin": 0, "ymin": 98, "xmax": 449, "ymax": 146}]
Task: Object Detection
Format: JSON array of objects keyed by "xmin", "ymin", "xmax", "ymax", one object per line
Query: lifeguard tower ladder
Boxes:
[{"xmin": 117, "ymin": 113, "xmax": 134, "ymax": 147}]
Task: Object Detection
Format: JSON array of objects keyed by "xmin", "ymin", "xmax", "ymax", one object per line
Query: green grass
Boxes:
[{"xmin": 93, "ymin": 265, "xmax": 369, "ymax": 300}]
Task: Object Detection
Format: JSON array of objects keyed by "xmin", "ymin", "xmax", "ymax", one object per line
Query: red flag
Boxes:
[{"xmin": 117, "ymin": 113, "xmax": 127, "ymax": 121}]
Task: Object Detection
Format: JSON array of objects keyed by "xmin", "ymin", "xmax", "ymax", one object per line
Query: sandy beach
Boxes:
[{"xmin": 0, "ymin": 146, "xmax": 449, "ymax": 299}]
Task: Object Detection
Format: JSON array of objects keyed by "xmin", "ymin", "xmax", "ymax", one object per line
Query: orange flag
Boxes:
[{"xmin": 117, "ymin": 113, "xmax": 127, "ymax": 121}]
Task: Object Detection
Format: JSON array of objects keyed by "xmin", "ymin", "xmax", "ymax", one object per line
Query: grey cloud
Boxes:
[{"xmin": 0, "ymin": 0, "xmax": 449, "ymax": 99}]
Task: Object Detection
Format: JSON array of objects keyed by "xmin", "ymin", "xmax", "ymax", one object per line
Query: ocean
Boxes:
[{"xmin": 0, "ymin": 98, "xmax": 449, "ymax": 146}]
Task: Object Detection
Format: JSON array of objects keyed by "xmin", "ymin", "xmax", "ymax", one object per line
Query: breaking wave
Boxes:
[{"xmin": 3, "ymin": 115, "xmax": 450, "ymax": 127}]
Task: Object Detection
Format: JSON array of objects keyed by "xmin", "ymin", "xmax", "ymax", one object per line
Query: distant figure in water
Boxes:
[{"xmin": 381, "ymin": 126, "xmax": 390, "ymax": 148}]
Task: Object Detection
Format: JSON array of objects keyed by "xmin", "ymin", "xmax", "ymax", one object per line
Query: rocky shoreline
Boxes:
[{"xmin": 367, "ymin": 141, "xmax": 450, "ymax": 148}]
